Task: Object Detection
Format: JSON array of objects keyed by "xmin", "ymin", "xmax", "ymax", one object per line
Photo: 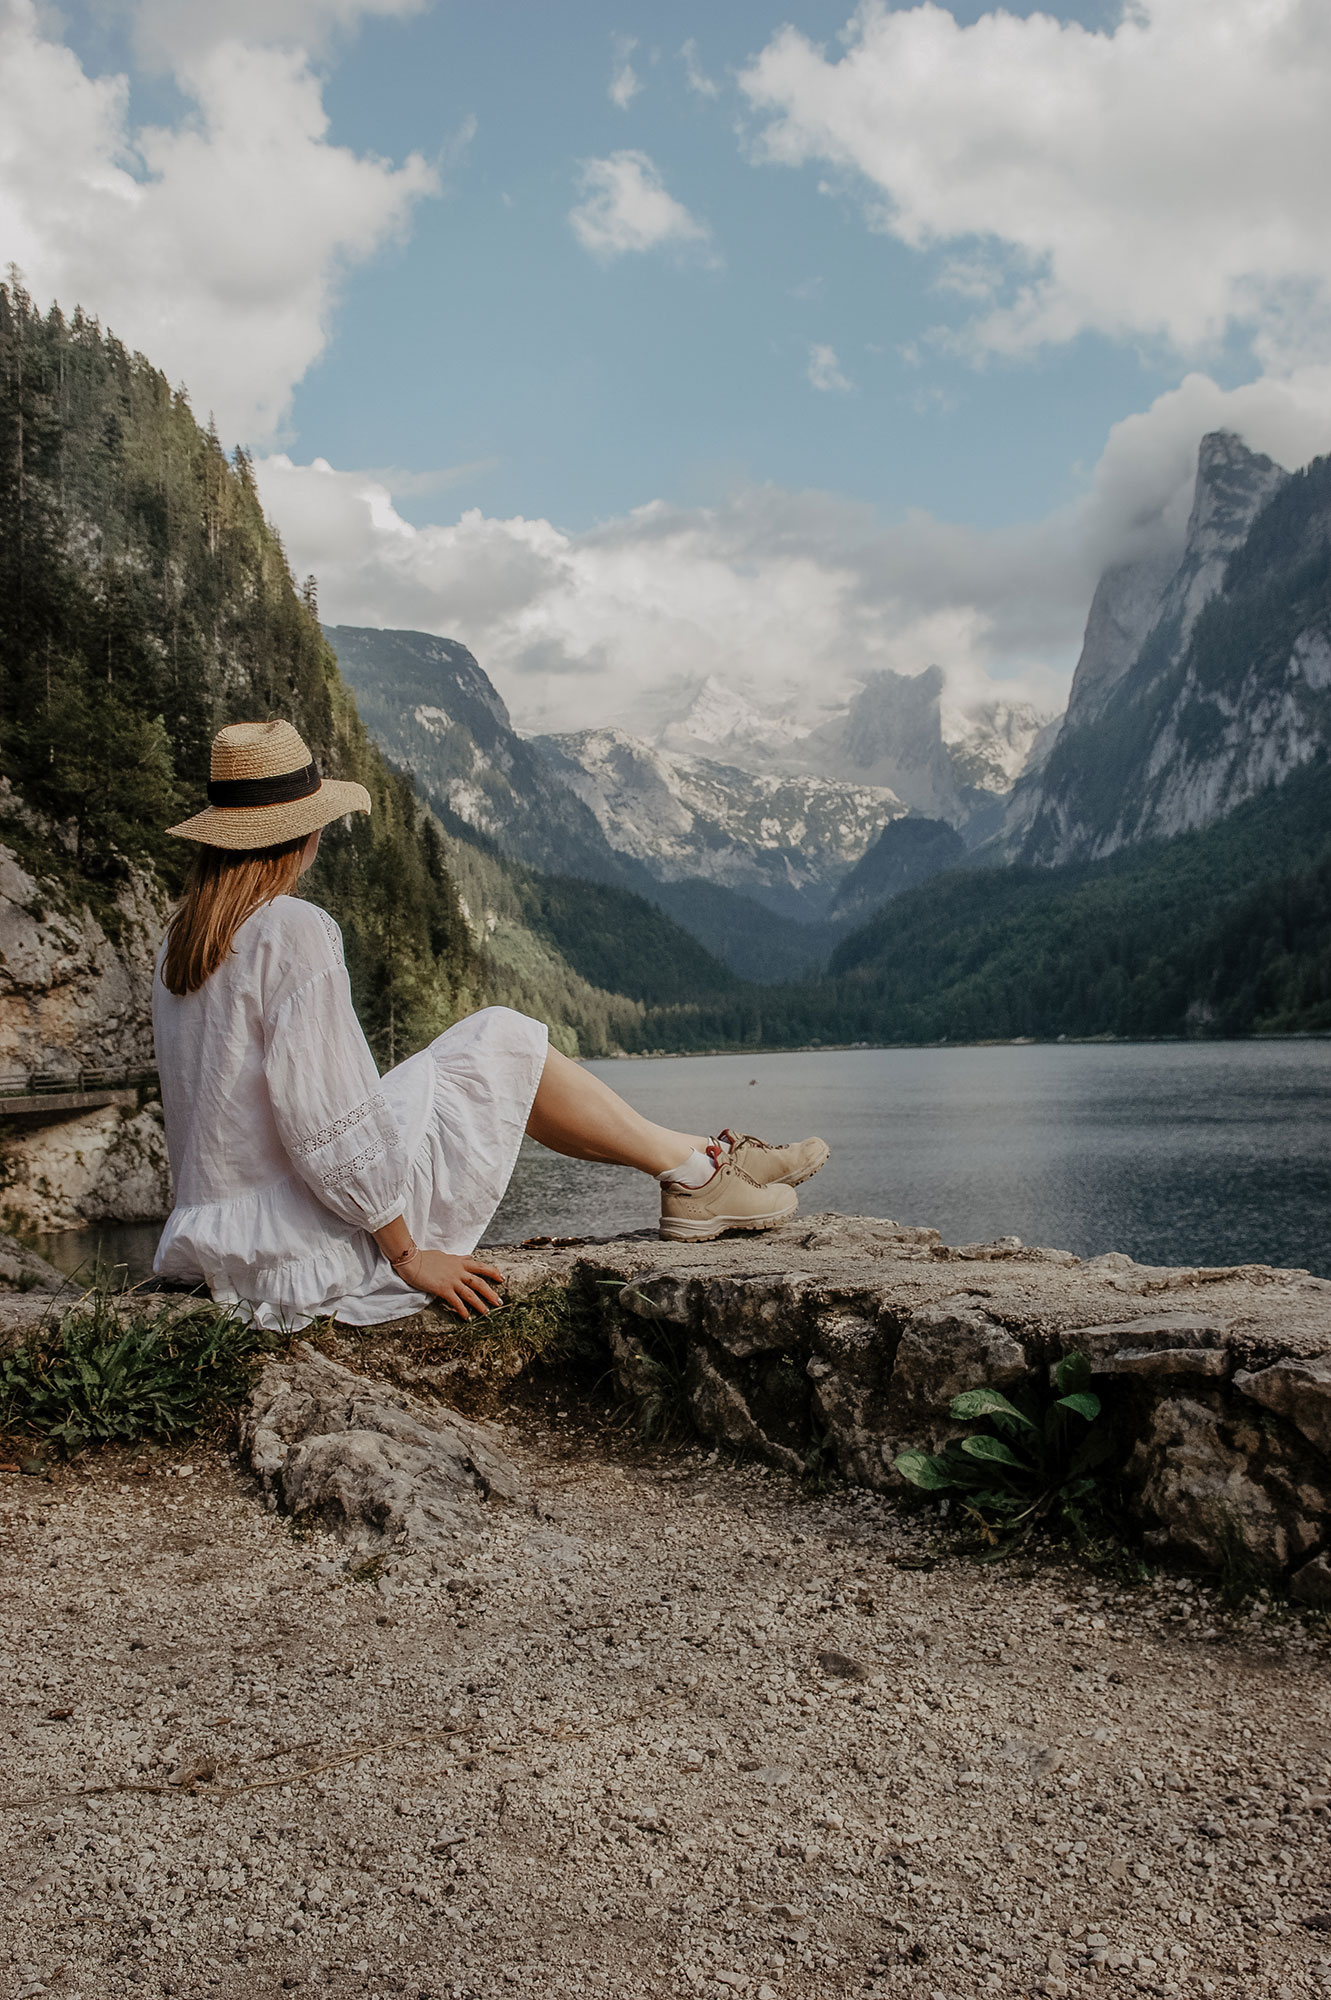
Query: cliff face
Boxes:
[
  {"xmin": 326, "ymin": 626, "xmax": 626, "ymax": 883},
  {"xmin": 1008, "ymin": 432, "xmax": 1331, "ymax": 864},
  {"xmin": 0, "ymin": 837, "xmax": 160, "ymax": 1080}
]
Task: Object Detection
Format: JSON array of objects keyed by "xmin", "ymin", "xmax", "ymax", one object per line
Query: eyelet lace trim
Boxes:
[
  {"xmin": 319, "ymin": 1140, "xmax": 392, "ymax": 1192},
  {"xmin": 317, "ymin": 908, "xmax": 344, "ymax": 962},
  {"xmin": 291, "ymin": 1092, "xmax": 387, "ymax": 1159}
]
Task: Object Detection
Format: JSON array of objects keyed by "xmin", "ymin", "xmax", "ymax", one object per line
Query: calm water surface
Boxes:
[{"xmin": 36, "ymin": 1041, "xmax": 1331, "ymax": 1284}]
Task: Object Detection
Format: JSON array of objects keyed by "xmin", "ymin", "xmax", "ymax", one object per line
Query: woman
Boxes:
[{"xmin": 152, "ymin": 721, "xmax": 828, "ymax": 1329}]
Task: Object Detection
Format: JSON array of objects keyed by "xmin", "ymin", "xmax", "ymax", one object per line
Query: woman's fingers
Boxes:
[
  {"xmin": 460, "ymin": 1275, "xmax": 504, "ymax": 1309},
  {"xmin": 466, "ymin": 1260, "xmax": 505, "ymax": 1284}
]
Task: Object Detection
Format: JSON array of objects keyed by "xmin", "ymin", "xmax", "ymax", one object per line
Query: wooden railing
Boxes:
[
  {"xmin": 0, "ymin": 1066, "xmax": 159, "ymax": 1116},
  {"xmin": 0, "ymin": 1065, "xmax": 159, "ymax": 1096}
]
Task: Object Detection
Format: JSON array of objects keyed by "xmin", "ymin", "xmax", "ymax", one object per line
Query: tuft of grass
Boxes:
[
  {"xmin": 0, "ymin": 1294, "xmax": 273, "ymax": 1454},
  {"xmin": 441, "ymin": 1280, "xmax": 595, "ymax": 1372}
]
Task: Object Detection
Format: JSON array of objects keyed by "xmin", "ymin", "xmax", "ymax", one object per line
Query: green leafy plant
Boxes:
[
  {"xmin": 0, "ymin": 1295, "xmax": 272, "ymax": 1453},
  {"xmin": 894, "ymin": 1352, "xmax": 1117, "ymax": 1547}
]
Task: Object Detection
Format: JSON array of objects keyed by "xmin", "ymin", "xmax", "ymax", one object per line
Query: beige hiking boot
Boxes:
[
  {"xmin": 659, "ymin": 1152, "xmax": 798, "ymax": 1242},
  {"xmin": 718, "ymin": 1129, "xmax": 830, "ymax": 1188}
]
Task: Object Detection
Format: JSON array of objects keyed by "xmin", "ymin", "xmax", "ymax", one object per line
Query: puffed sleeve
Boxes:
[{"xmin": 261, "ymin": 909, "xmax": 408, "ymax": 1232}]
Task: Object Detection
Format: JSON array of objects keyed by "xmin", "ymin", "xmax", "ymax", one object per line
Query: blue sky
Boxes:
[
  {"xmin": 301, "ymin": 0, "xmax": 1152, "ymax": 532},
  {"xmin": 10, "ymin": 0, "xmax": 1331, "ymax": 731}
]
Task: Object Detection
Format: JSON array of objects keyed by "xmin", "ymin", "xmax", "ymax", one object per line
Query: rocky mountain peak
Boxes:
[
  {"xmin": 1187, "ymin": 430, "xmax": 1287, "ymax": 557},
  {"xmin": 1163, "ymin": 431, "xmax": 1288, "ymax": 649},
  {"xmin": 659, "ymin": 676, "xmax": 810, "ymax": 766},
  {"xmin": 1005, "ymin": 434, "xmax": 1329, "ymax": 866},
  {"xmin": 1055, "ymin": 431, "xmax": 1288, "ymax": 744}
]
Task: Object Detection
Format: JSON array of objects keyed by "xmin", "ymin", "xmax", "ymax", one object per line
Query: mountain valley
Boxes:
[{"xmin": 4, "ymin": 272, "xmax": 1330, "ymax": 1246}]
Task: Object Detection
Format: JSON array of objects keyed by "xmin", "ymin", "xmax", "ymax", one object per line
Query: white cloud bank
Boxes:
[
  {"xmin": 740, "ymin": 0, "xmax": 1331, "ymax": 368},
  {"xmin": 257, "ymin": 366, "xmax": 1331, "ymax": 738},
  {"xmin": 0, "ymin": 0, "xmax": 437, "ymax": 443},
  {"xmin": 569, "ymin": 151, "xmax": 716, "ymax": 264}
]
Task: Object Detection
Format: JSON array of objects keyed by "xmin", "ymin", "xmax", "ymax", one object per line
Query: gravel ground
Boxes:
[{"xmin": 4, "ymin": 1397, "xmax": 1331, "ymax": 2000}]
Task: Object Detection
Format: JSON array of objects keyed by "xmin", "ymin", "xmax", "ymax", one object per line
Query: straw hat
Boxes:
[{"xmin": 167, "ymin": 720, "xmax": 372, "ymax": 849}]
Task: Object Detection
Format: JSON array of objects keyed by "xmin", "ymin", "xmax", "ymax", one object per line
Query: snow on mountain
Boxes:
[
  {"xmin": 535, "ymin": 727, "xmax": 905, "ymax": 920},
  {"xmin": 652, "ymin": 666, "xmax": 1052, "ymax": 843},
  {"xmin": 657, "ymin": 676, "xmax": 816, "ymax": 767}
]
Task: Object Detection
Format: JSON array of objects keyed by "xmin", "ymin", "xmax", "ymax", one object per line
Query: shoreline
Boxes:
[{"xmin": 604, "ymin": 1028, "xmax": 1331, "ymax": 1060}]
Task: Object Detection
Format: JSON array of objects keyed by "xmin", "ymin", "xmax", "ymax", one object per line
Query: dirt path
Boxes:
[{"xmin": 4, "ymin": 1403, "xmax": 1331, "ymax": 2000}]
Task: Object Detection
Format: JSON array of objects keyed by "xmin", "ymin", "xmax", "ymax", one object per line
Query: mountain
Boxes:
[
  {"xmin": 325, "ymin": 629, "xmax": 1052, "ymax": 945},
  {"xmin": 831, "ymin": 816, "xmax": 968, "ymax": 923},
  {"xmin": 657, "ymin": 676, "xmax": 819, "ymax": 764},
  {"xmin": 823, "ymin": 753, "xmax": 1331, "ymax": 1043},
  {"xmin": 655, "ymin": 667, "xmax": 1052, "ymax": 842},
  {"xmin": 1008, "ymin": 431, "xmax": 1308, "ymax": 863},
  {"xmin": 618, "ymin": 754, "xmax": 1331, "ymax": 1053},
  {"xmin": 799, "ymin": 666, "xmax": 1051, "ymax": 840},
  {"xmin": 325, "ymin": 626, "xmax": 624, "ymax": 883},
  {"xmin": 323, "ymin": 627, "xmax": 847, "ymax": 977},
  {"xmin": 535, "ymin": 727, "xmax": 904, "ymax": 920}
]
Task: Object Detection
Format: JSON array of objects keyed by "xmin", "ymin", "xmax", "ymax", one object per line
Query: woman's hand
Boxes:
[{"xmin": 394, "ymin": 1248, "xmax": 505, "ymax": 1319}]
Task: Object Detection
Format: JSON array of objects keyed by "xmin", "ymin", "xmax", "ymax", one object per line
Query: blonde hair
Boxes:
[{"xmin": 161, "ymin": 837, "xmax": 309, "ymax": 996}]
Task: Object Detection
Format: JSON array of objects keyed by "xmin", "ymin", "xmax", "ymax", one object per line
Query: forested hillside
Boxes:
[
  {"xmin": 623, "ymin": 759, "xmax": 1331, "ymax": 1050},
  {"xmin": 0, "ymin": 281, "xmax": 481, "ymax": 1064},
  {"xmin": 0, "ymin": 282, "xmax": 693, "ymax": 1066}
]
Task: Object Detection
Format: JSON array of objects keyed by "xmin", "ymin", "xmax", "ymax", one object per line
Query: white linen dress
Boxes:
[{"xmin": 151, "ymin": 895, "xmax": 548, "ymax": 1329}]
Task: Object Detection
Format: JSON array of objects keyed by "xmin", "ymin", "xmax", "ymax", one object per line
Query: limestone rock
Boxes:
[
  {"xmin": 695, "ymin": 1272, "xmax": 813, "ymax": 1359},
  {"xmin": 234, "ymin": 1217, "xmax": 1331, "ymax": 1585},
  {"xmin": 1059, "ymin": 1313, "xmax": 1232, "ymax": 1382},
  {"xmin": 1128, "ymin": 1393, "xmax": 1327, "ymax": 1572},
  {"xmin": 241, "ymin": 1342, "xmax": 522, "ymax": 1552},
  {"xmin": 0, "ymin": 1101, "xmax": 170, "ymax": 1232},
  {"xmin": 0, "ymin": 839, "xmax": 162, "ymax": 1077},
  {"xmin": 887, "ymin": 1297, "xmax": 1028, "ymax": 1425},
  {"xmin": 1234, "ymin": 1354, "xmax": 1331, "ymax": 1458},
  {"xmin": 0, "ymin": 1230, "xmax": 66, "ymax": 1293},
  {"xmin": 806, "ymin": 1316, "xmax": 897, "ymax": 1489}
]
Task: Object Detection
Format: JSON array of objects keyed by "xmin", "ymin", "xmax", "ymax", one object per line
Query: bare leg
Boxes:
[{"xmin": 526, "ymin": 1046, "xmax": 709, "ymax": 1177}]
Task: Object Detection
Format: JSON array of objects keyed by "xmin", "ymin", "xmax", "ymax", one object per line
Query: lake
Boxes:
[{"xmin": 34, "ymin": 1039, "xmax": 1331, "ymax": 1286}]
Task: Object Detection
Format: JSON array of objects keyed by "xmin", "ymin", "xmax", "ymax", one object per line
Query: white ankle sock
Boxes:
[{"xmin": 659, "ymin": 1147, "xmax": 717, "ymax": 1189}]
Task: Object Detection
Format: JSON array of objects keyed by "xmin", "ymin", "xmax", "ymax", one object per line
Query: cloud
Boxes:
[
  {"xmin": 0, "ymin": 0, "xmax": 437, "ymax": 444},
  {"xmin": 608, "ymin": 32, "xmax": 640, "ymax": 109},
  {"xmin": 569, "ymin": 151, "xmax": 715, "ymax": 263},
  {"xmin": 255, "ymin": 367, "xmax": 1331, "ymax": 738},
  {"xmin": 681, "ymin": 38, "xmax": 719, "ymax": 98},
  {"xmin": 132, "ymin": 0, "xmax": 428, "ymax": 64},
  {"xmin": 808, "ymin": 343, "xmax": 852, "ymax": 393},
  {"xmin": 739, "ymin": 0, "xmax": 1331, "ymax": 369}
]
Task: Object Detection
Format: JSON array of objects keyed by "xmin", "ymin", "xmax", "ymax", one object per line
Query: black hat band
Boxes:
[{"xmin": 207, "ymin": 761, "xmax": 322, "ymax": 808}]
